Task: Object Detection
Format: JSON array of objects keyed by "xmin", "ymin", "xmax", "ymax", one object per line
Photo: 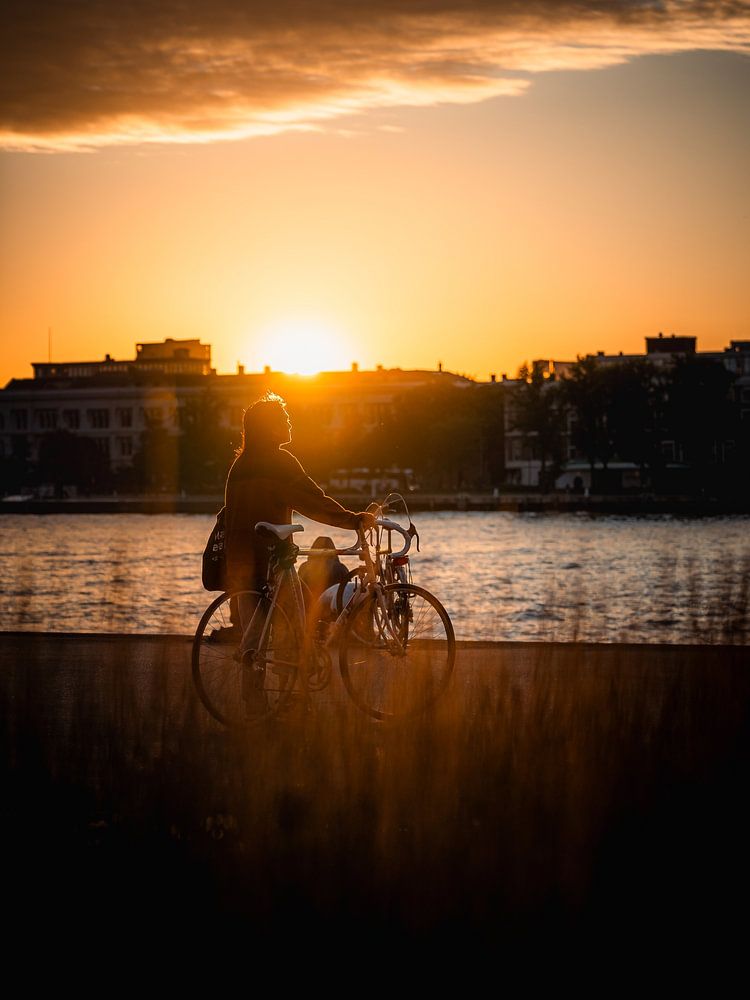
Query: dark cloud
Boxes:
[{"xmin": 2, "ymin": 1, "xmax": 748, "ymax": 149}]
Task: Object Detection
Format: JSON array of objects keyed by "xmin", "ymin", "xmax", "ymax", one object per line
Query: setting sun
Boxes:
[{"xmin": 250, "ymin": 319, "xmax": 352, "ymax": 375}]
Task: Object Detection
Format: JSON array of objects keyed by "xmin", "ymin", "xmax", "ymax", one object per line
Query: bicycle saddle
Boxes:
[{"xmin": 255, "ymin": 522, "xmax": 304, "ymax": 541}]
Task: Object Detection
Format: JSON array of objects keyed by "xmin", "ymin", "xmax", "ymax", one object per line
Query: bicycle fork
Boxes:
[{"xmin": 361, "ymin": 583, "xmax": 410, "ymax": 655}]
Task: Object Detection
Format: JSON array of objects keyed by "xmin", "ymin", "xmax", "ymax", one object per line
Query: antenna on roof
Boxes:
[{"xmin": 48, "ymin": 326, "xmax": 51, "ymax": 363}]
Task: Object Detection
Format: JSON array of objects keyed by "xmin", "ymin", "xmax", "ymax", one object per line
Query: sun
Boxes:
[{"xmin": 254, "ymin": 319, "xmax": 350, "ymax": 375}]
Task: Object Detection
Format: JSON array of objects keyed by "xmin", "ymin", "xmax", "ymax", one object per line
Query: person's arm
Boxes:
[
  {"xmin": 290, "ymin": 473, "xmax": 361, "ymax": 529},
  {"xmin": 282, "ymin": 452, "xmax": 372, "ymax": 530}
]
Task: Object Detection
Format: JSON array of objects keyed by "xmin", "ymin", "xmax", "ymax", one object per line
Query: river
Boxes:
[{"xmin": 2, "ymin": 512, "xmax": 748, "ymax": 643}]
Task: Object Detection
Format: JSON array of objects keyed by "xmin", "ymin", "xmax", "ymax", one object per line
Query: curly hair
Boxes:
[{"xmin": 236, "ymin": 391, "xmax": 289, "ymax": 456}]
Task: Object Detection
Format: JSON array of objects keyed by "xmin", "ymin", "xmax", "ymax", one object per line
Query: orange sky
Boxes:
[{"xmin": 1, "ymin": 2, "xmax": 748, "ymax": 384}]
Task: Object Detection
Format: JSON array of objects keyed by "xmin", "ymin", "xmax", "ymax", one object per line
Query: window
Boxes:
[
  {"xmin": 117, "ymin": 437, "xmax": 133, "ymax": 457},
  {"xmin": 87, "ymin": 409, "xmax": 110, "ymax": 429},
  {"xmin": 93, "ymin": 438, "xmax": 110, "ymax": 456},
  {"xmin": 62, "ymin": 409, "xmax": 80, "ymax": 430},
  {"xmin": 35, "ymin": 409, "xmax": 58, "ymax": 429},
  {"xmin": 11, "ymin": 410, "xmax": 27, "ymax": 430},
  {"xmin": 116, "ymin": 407, "xmax": 133, "ymax": 428}
]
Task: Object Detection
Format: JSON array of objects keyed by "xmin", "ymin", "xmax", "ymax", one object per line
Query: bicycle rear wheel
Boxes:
[
  {"xmin": 339, "ymin": 583, "xmax": 455, "ymax": 720},
  {"xmin": 192, "ymin": 589, "xmax": 299, "ymax": 726}
]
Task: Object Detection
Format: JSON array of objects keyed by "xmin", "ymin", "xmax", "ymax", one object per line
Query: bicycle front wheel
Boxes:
[
  {"xmin": 339, "ymin": 583, "xmax": 455, "ymax": 720},
  {"xmin": 192, "ymin": 589, "xmax": 299, "ymax": 726}
]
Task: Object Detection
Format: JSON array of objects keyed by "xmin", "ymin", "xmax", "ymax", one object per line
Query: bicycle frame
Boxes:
[
  {"xmin": 367, "ymin": 494, "xmax": 419, "ymax": 586},
  {"xmin": 255, "ymin": 518, "xmax": 413, "ymax": 683}
]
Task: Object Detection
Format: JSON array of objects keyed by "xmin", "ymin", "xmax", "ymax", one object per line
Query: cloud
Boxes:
[{"xmin": 2, "ymin": 1, "xmax": 748, "ymax": 151}]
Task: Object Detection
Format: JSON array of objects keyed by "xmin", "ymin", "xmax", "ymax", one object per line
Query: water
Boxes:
[{"xmin": 1, "ymin": 512, "xmax": 748, "ymax": 642}]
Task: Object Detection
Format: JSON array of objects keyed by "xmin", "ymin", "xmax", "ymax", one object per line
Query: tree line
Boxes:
[{"xmin": 513, "ymin": 355, "xmax": 747, "ymax": 495}]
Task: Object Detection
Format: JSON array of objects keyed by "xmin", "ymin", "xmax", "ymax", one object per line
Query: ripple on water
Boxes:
[{"xmin": 1, "ymin": 511, "xmax": 749, "ymax": 643}]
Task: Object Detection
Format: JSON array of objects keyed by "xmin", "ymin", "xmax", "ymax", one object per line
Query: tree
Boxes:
[
  {"xmin": 560, "ymin": 357, "xmax": 612, "ymax": 481},
  {"xmin": 663, "ymin": 356, "xmax": 735, "ymax": 495},
  {"xmin": 35, "ymin": 430, "xmax": 110, "ymax": 495},
  {"xmin": 601, "ymin": 360, "xmax": 667, "ymax": 487},
  {"xmin": 177, "ymin": 391, "xmax": 234, "ymax": 494},
  {"xmin": 0, "ymin": 437, "xmax": 31, "ymax": 495},
  {"xmin": 513, "ymin": 361, "xmax": 563, "ymax": 491},
  {"xmin": 359, "ymin": 383, "xmax": 490, "ymax": 492},
  {"xmin": 132, "ymin": 417, "xmax": 179, "ymax": 493}
]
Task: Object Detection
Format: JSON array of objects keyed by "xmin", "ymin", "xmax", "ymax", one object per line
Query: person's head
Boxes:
[
  {"xmin": 311, "ymin": 536, "xmax": 335, "ymax": 551},
  {"xmin": 238, "ymin": 392, "xmax": 291, "ymax": 454},
  {"xmin": 308, "ymin": 536, "xmax": 343, "ymax": 569}
]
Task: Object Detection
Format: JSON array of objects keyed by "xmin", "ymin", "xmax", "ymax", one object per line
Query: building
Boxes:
[
  {"xmin": 0, "ymin": 338, "xmax": 472, "ymax": 489},
  {"xmin": 31, "ymin": 338, "xmax": 213, "ymax": 381},
  {"xmin": 502, "ymin": 334, "xmax": 750, "ymax": 490},
  {"xmin": 2, "ymin": 332, "xmax": 748, "ymax": 495}
]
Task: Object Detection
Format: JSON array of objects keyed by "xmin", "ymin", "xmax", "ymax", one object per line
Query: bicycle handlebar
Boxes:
[
  {"xmin": 374, "ymin": 517, "xmax": 411, "ymax": 558},
  {"xmin": 296, "ymin": 517, "xmax": 412, "ymax": 560}
]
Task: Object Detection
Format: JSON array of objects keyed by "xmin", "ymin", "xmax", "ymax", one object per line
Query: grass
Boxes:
[{"xmin": 1, "ymin": 631, "xmax": 748, "ymax": 966}]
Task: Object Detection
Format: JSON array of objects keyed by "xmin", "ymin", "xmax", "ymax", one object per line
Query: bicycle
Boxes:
[
  {"xmin": 335, "ymin": 492, "xmax": 418, "ymax": 612},
  {"xmin": 192, "ymin": 516, "xmax": 455, "ymax": 725}
]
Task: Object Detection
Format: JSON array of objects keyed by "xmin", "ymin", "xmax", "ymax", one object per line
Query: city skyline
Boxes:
[
  {"xmin": 1, "ymin": 2, "xmax": 748, "ymax": 385},
  {"xmin": 5, "ymin": 328, "xmax": 748, "ymax": 387}
]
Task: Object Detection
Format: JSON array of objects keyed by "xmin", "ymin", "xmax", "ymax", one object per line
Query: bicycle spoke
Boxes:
[
  {"xmin": 339, "ymin": 584, "xmax": 455, "ymax": 719},
  {"xmin": 192, "ymin": 589, "xmax": 300, "ymax": 726}
]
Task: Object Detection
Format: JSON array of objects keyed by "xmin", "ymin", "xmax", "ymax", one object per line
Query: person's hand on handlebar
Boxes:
[{"xmin": 357, "ymin": 511, "xmax": 377, "ymax": 532}]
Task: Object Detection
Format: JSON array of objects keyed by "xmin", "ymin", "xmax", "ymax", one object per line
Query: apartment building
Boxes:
[
  {"xmin": 2, "ymin": 332, "xmax": 747, "ymax": 493},
  {"xmin": 502, "ymin": 335, "xmax": 750, "ymax": 490}
]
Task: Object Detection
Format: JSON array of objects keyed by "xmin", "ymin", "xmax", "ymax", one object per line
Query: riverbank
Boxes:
[
  {"xmin": 3, "ymin": 491, "xmax": 749, "ymax": 514},
  {"xmin": 2, "ymin": 631, "xmax": 748, "ymax": 959}
]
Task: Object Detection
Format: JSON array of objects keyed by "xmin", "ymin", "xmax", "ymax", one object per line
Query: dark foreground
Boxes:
[{"xmin": 2, "ymin": 632, "xmax": 748, "ymax": 969}]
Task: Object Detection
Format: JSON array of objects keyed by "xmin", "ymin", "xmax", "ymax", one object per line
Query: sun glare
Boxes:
[{"xmin": 253, "ymin": 319, "xmax": 350, "ymax": 375}]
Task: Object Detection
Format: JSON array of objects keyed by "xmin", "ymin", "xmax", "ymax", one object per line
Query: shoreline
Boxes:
[
  {"xmin": 1, "ymin": 628, "xmax": 747, "ymax": 651},
  {"xmin": 2, "ymin": 493, "xmax": 749, "ymax": 515}
]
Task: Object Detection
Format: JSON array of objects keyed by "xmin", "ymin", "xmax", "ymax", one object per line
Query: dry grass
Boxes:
[{"xmin": 1, "ymin": 632, "xmax": 748, "ymax": 963}]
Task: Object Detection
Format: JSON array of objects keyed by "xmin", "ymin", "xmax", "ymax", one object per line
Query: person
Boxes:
[
  {"xmin": 298, "ymin": 535, "xmax": 350, "ymax": 612},
  {"xmin": 223, "ymin": 392, "xmax": 374, "ymax": 712}
]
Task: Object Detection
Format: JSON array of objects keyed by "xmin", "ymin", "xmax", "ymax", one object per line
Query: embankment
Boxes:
[{"xmin": 3, "ymin": 492, "xmax": 749, "ymax": 514}]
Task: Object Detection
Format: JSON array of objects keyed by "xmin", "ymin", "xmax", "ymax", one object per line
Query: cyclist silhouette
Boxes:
[{"xmin": 224, "ymin": 392, "xmax": 374, "ymax": 710}]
